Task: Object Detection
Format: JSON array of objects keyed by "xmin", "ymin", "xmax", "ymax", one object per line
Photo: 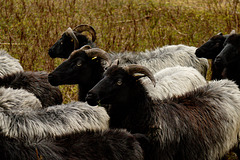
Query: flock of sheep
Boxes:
[{"xmin": 1, "ymin": 24, "xmax": 240, "ymax": 160}]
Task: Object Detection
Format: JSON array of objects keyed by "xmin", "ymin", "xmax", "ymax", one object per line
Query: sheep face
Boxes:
[
  {"xmin": 86, "ymin": 65, "xmax": 139, "ymax": 106},
  {"xmin": 48, "ymin": 32, "xmax": 91, "ymax": 59},
  {"xmin": 195, "ymin": 33, "xmax": 226, "ymax": 59},
  {"xmin": 48, "ymin": 50, "xmax": 103, "ymax": 86},
  {"xmin": 214, "ymin": 34, "xmax": 240, "ymax": 69}
]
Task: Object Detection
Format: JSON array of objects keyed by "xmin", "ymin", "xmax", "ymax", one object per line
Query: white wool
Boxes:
[
  {"xmin": 0, "ymin": 50, "xmax": 23, "ymax": 78},
  {"xmin": 0, "ymin": 87, "xmax": 42, "ymax": 110},
  {"xmin": 142, "ymin": 66, "xmax": 207, "ymax": 100},
  {"xmin": 110, "ymin": 44, "xmax": 209, "ymax": 77},
  {"xmin": 0, "ymin": 101, "xmax": 109, "ymax": 140}
]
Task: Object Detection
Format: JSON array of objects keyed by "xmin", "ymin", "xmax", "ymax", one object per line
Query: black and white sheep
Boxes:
[
  {"xmin": 195, "ymin": 30, "xmax": 235, "ymax": 80},
  {"xmin": 48, "ymin": 24, "xmax": 97, "ymax": 58},
  {"xmin": 214, "ymin": 33, "xmax": 240, "ymax": 87},
  {"xmin": 0, "ymin": 129, "xmax": 146, "ymax": 160},
  {"xmin": 0, "ymin": 49, "xmax": 63, "ymax": 107},
  {"xmin": 48, "ymin": 45, "xmax": 208, "ymax": 101},
  {"xmin": 86, "ymin": 64, "xmax": 240, "ymax": 160},
  {"xmin": 0, "ymin": 99, "xmax": 109, "ymax": 140}
]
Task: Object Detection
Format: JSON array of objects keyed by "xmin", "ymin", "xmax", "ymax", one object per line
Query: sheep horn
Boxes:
[
  {"xmin": 124, "ymin": 64, "xmax": 156, "ymax": 86},
  {"xmin": 73, "ymin": 25, "xmax": 97, "ymax": 42},
  {"xmin": 85, "ymin": 48, "xmax": 111, "ymax": 67},
  {"xmin": 230, "ymin": 30, "xmax": 236, "ymax": 34},
  {"xmin": 79, "ymin": 45, "xmax": 92, "ymax": 51},
  {"xmin": 65, "ymin": 27, "xmax": 80, "ymax": 49}
]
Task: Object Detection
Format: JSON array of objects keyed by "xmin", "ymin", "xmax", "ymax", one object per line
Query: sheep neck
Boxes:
[
  {"xmin": 109, "ymin": 82, "xmax": 156, "ymax": 134},
  {"xmin": 78, "ymin": 62, "xmax": 104, "ymax": 102},
  {"xmin": 223, "ymin": 59, "xmax": 240, "ymax": 86}
]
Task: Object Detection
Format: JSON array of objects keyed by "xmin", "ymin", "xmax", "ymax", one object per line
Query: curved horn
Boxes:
[
  {"xmin": 124, "ymin": 64, "xmax": 156, "ymax": 86},
  {"xmin": 79, "ymin": 45, "xmax": 92, "ymax": 51},
  {"xmin": 73, "ymin": 25, "xmax": 97, "ymax": 42},
  {"xmin": 85, "ymin": 48, "xmax": 111, "ymax": 67},
  {"xmin": 65, "ymin": 27, "xmax": 79, "ymax": 49},
  {"xmin": 230, "ymin": 30, "xmax": 236, "ymax": 35}
]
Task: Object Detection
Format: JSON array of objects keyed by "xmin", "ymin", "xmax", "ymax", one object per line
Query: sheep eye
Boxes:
[
  {"xmin": 117, "ymin": 80, "xmax": 122, "ymax": 86},
  {"xmin": 77, "ymin": 63, "xmax": 82, "ymax": 67},
  {"xmin": 71, "ymin": 39, "xmax": 74, "ymax": 42},
  {"xmin": 60, "ymin": 42, "xmax": 63, "ymax": 45}
]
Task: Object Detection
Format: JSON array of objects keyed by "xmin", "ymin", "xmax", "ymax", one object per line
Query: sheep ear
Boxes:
[
  {"xmin": 217, "ymin": 32, "xmax": 223, "ymax": 35},
  {"xmin": 111, "ymin": 59, "xmax": 119, "ymax": 66}
]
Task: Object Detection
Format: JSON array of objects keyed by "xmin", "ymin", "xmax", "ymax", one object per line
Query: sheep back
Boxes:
[
  {"xmin": 0, "ymin": 101, "xmax": 109, "ymax": 140},
  {"xmin": 142, "ymin": 66, "xmax": 207, "ymax": 100},
  {"xmin": 0, "ymin": 87, "xmax": 42, "ymax": 110},
  {"xmin": 111, "ymin": 44, "xmax": 209, "ymax": 77}
]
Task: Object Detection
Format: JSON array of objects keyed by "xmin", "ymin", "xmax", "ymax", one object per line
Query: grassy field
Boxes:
[{"xmin": 1, "ymin": 0, "xmax": 240, "ymax": 103}]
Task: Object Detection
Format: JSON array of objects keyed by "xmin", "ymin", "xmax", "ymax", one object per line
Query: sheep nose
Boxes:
[
  {"xmin": 86, "ymin": 92, "xmax": 98, "ymax": 106},
  {"xmin": 195, "ymin": 48, "xmax": 204, "ymax": 58},
  {"xmin": 214, "ymin": 57, "xmax": 224, "ymax": 69},
  {"xmin": 48, "ymin": 48, "xmax": 56, "ymax": 58},
  {"xmin": 48, "ymin": 74, "xmax": 58, "ymax": 86}
]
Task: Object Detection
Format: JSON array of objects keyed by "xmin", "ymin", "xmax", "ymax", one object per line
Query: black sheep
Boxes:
[
  {"xmin": 195, "ymin": 30, "xmax": 235, "ymax": 79},
  {"xmin": 214, "ymin": 33, "xmax": 240, "ymax": 87},
  {"xmin": 48, "ymin": 24, "xmax": 97, "ymax": 58},
  {"xmin": 86, "ymin": 64, "xmax": 240, "ymax": 160}
]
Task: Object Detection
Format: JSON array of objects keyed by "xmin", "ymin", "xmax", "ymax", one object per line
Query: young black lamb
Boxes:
[
  {"xmin": 195, "ymin": 30, "xmax": 235, "ymax": 80},
  {"xmin": 0, "ymin": 129, "xmax": 147, "ymax": 160},
  {"xmin": 48, "ymin": 24, "xmax": 97, "ymax": 58},
  {"xmin": 48, "ymin": 45, "xmax": 208, "ymax": 101},
  {"xmin": 0, "ymin": 49, "xmax": 63, "ymax": 107},
  {"xmin": 86, "ymin": 64, "xmax": 240, "ymax": 160},
  {"xmin": 214, "ymin": 33, "xmax": 240, "ymax": 87}
]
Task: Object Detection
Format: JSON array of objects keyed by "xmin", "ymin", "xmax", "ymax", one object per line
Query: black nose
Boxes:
[
  {"xmin": 48, "ymin": 48, "xmax": 56, "ymax": 58},
  {"xmin": 48, "ymin": 74, "xmax": 58, "ymax": 86},
  {"xmin": 86, "ymin": 92, "xmax": 98, "ymax": 106},
  {"xmin": 214, "ymin": 57, "xmax": 224, "ymax": 69},
  {"xmin": 195, "ymin": 48, "xmax": 203, "ymax": 58}
]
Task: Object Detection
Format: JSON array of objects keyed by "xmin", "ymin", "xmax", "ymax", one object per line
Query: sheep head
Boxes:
[
  {"xmin": 48, "ymin": 46, "xmax": 110, "ymax": 101},
  {"xmin": 195, "ymin": 30, "xmax": 236, "ymax": 59},
  {"xmin": 48, "ymin": 25, "xmax": 97, "ymax": 59},
  {"xmin": 214, "ymin": 33, "xmax": 240, "ymax": 69},
  {"xmin": 86, "ymin": 63, "xmax": 156, "ymax": 106},
  {"xmin": 195, "ymin": 32, "xmax": 226, "ymax": 59}
]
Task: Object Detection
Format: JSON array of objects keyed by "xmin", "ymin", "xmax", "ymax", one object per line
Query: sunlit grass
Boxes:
[{"xmin": 1, "ymin": 0, "xmax": 240, "ymax": 104}]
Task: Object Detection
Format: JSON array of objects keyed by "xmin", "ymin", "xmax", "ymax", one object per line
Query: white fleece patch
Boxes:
[{"xmin": 0, "ymin": 50, "xmax": 24, "ymax": 78}]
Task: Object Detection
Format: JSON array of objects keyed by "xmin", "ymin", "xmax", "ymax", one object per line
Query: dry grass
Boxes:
[{"xmin": 1, "ymin": 0, "xmax": 240, "ymax": 103}]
